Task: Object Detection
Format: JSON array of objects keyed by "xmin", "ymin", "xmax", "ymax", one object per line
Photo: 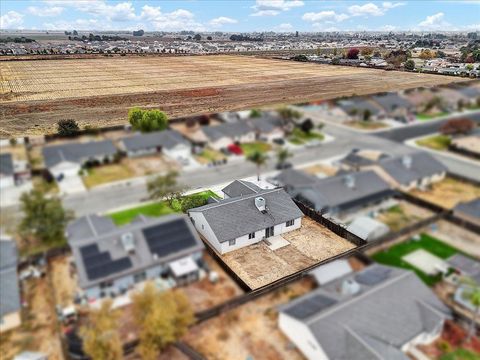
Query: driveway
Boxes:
[{"xmin": 58, "ymin": 175, "xmax": 86, "ymax": 195}]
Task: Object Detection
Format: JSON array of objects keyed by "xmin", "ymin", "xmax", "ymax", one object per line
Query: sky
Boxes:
[{"xmin": 0, "ymin": 0, "xmax": 479, "ymax": 32}]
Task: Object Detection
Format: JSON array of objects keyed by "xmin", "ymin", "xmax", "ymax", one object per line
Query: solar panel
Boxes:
[
  {"xmin": 80, "ymin": 243, "xmax": 132, "ymax": 281},
  {"xmin": 80, "ymin": 244, "xmax": 100, "ymax": 257},
  {"xmin": 355, "ymin": 266, "xmax": 391, "ymax": 286},
  {"xmin": 285, "ymin": 294, "xmax": 337, "ymax": 319},
  {"xmin": 142, "ymin": 219, "xmax": 197, "ymax": 258}
]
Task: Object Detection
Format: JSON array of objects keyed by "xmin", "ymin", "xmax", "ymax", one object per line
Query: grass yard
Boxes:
[
  {"xmin": 288, "ymin": 128, "xmax": 324, "ymax": 145},
  {"xmin": 440, "ymin": 349, "xmax": 480, "ymax": 360},
  {"xmin": 416, "ymin": 112, "xmax": 449, "ymax": 121},
  {"xmin": 416, "ymin": 134, "xmax": 451, "ymax": 151},
  {"xmin": 195, "ymin": 148, "xmax": 226, "ymax": 164},
  {"xmin": 109, "ymin": 190, "xmax": 219, "ymax": 225},
  {"xmin": 83, "ymin": 163, "xmax": 135, "ymax": 188},
  {"xmin": 240, "ymin": 142, "xmax": 272, "ymax": 156},
  {"xmin": 345, "ymin": 120, "xmax": 388, "ymax": 130},
  {"xmin": 371, "ymin": 233, "xmax": 459, "ymax": 286}
]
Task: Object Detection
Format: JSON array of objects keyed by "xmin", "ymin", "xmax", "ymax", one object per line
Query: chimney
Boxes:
[
  {"xmin": 254, "ymin": 196, "xmax": 267, "ymax": 213},
  {"xmin": 402, "ymin": 155, "xmax": 412, "ymax": 169},
  {"xmin": 120, "ymin": 232, "xmax": 135, "ymax": 254},
  {"xmin": 344, "ymin": 174, "xmax": 355, "ymax": 189}
]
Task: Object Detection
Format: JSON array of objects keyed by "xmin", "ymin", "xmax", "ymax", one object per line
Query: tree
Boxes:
[
  {"xmin": 301, "ymin": 118, "xmax": 314, "ymax": 133},
  {"xmin": 57, "ymin": 119, "xmax": 80, "ymax": 137},
  {"xmin": 363, "ymin": 109, "xmax": 372, "ymax": 122},
  {"xmin": 440, "ymin": 118, "xmax": 475, "ymax": 135},
  {"xmin": 360, "ymin": 47, "xmax": 373, "ymax": 56},
  {"xmin": 180, "ymin": 194, "xmax": 208, "ymax": 213},
  {"xmin": 131, "ymin": 283, "xmax": 195, "ymax": 360},
  {"xmin": 129, "ymin": 108, "xmax": 169, "ymax": 133},
  {"xmin": 250, "ymin": 109, "xmax": 262, "ymax": 118},
  {"xmin": 207, "ymin": 36, "xmax": 212, "ymax": 40},
  {"xmin": 128, "ymin": 107, "xmax": 144, "ymax": 129},
  {"xmin": 277, "ymin": 106, "xmax": 302, "ymax": 122},
  {"xmin": 346, "ymin": 48, "xmax": 360, "ymax": 60},
  {"xmin": 80, "ymin": 300, "xmax": 123, "ymax": 360},
  {"xmin": 193, "ymin": 34, "xmax": 201, "ymax": 41},
  {"xmin": 247, "ymin": 150, "xmax": 268, "ymax": 181},
  {"xmin": 276, "ymin": 148, "xmax": 292, "ymax": 166},
  {"xmin": 147, "ymin": 171, "xmax": 182, "ymax": 202},
  {"xmin": 404, "ymin": 59, "xmax": 415, "ymax": 71},
  {"xmin": 18, "ymin": 189, "xmax": 73, "ymax": 246},
  {"xmin": 419, "ymin": 49, "xmax": 435, "ymax": 60}
]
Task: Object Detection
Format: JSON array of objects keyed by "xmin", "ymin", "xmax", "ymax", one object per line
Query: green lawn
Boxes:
[
  {"xmin": 83, "ymin": 164, "xmax": 135, "ymax": 188},
  {"xmin": 416, "ymin": 135, "xmax": 451, "ymax": 151},
  {"xmin": 240, "ymin": 142, "xmax": 272, "ymax": 156},
  {"xmin": 109, "ymin": 190, "xmax": 219, "ymax": 225},
  {"xmin": 416, "ymin": 112, "xmax": 449, "ymax": 121},
  {"xmin": 194, "ymin": 148, "xmax": 226, "ymax": 164},
  {"xmin": 440, "ymin": 349, "xmax": 480, "ymax": 360},
  {"xmin": 371, "ymin": 233, "xmax": 459, "ymax": 286},
  {"xmin": 288, "ymin": 128, "xmax": 324, "ymax": 145}
]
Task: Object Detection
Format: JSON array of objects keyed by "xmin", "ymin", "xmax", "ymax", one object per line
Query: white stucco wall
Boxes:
[
  {"xmin": 188, "ymin": 212, "xmax": 222, "ymax": 253},
  {"xmin": 209, "ymin": 137, "xmax": 232, "ymax": 150},
  {"xmin": 0, "ymin": 175, "xmax": 15, "ymax": 189},
  {"xmin": 164, "ymin": 144, "xmax": 191, "ymax": 160},
  {"xmin": 279, "ymin": 312, "xmax": 329, "ymax": 360},
  {"xmin": 50, "ymin": 161, "xmax": 81, "ymax": 178}
]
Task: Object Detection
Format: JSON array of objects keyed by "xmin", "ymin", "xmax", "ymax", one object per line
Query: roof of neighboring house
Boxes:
[
  {"xmin": 370, "ymin": 92, "xmax": 412, "ymax": 113},
  {"xmin": 272, "ymin": 168, "xmax": 318, "ymax": 189},
  {"xmin": 202, "ymin": 122, "xmax": 253, "ymax": 142},
  {"xmin": 292, "ymin": 171, "xmax": 393, "ymax": 213},
  {"xmin": 447, "ymin": 254, "xmax": 480, "ymax": 282},
  {"xmin": 221, "ymin": 179, "xmax": 262, "ymax": 198},
  {"xmin": 456, "ymin": 86, "xmax": 480, "ymax": 99},
  {"xmin": 454, "ymin": 197, "xmax": 480, "ymax": 221},
  {"xmin": 121, "ymin": 130, "xmax": 189, "ymax": 152},
  {"xmin": 248, "ymin": 113, "xmax": 283, "ymax": 134},
  {"xmin": 42, "ymin": 140, "xmax": 117, "ymax": 168},
  {"xmin": 339, "ymin": 152, "xmax": 376, "ymax": 168},
  {"xmin": 279, "ymin": 264, "xmax": 451, "ymax": 360},
  {"xmin": 337, "ymin": 97, "xmax": 384, "ymax": 116},
  {"xmin": 346, "ymin": 216, "xmax": 390, "ymax": 241},
  {"xmin": 0, "ymin": 238, "xmax": 21, "ymax": 317},
  {"xmin": 379, "ymin": 152, "xmax": 447, "ymax": 186},
  {"xmin": 188, "ymin": 186, "xmax": 303, "ymax": 243},
  {"xmin": 67, "ymin": 213, "xmax": 204, "ymax": 289},
  {"xmin": 0, "ymin": 153, "xmax": 14, "ymax": 176}
]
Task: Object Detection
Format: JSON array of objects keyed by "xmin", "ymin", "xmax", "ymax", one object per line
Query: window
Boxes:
[
  {"xmin": 248, "ymin": 232, "xmax": 255, "ymax": 239},
  {"xmin": 286, "ymin": 219, "xmax": 295, "ymax": 227},
  {"xmin": 229, "ymin": 239, "xmax": 236, "ymax": 246},
  {"xmin": 134, "ymin": 271, "xmax": 147, "ymax": 283},
  {"xmin": 201, "ymin": 224, "xmax": 204, "ymax": 230}
]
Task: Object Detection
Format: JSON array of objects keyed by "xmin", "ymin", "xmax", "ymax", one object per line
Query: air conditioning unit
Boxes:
[
  {"xmin": 255, "ymin": 196, "xmax": 267, "ymax": 213},
  {"xmin": 120, "ymin": 232, "xmax": 135, "ymax": 253}
]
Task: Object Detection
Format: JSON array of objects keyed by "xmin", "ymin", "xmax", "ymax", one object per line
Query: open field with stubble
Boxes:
[{"xmin": 0, "ymin": 55, "xmax": 470, "ymax": 136}]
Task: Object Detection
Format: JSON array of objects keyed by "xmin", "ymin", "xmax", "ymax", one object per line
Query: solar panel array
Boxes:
[
  {"xmin": 285, "ymin": 294, "xmax": 337, "ymax": 319},
  {"xmin": 142, "ymin": 219, "xmax": 197, "ymax": 258},
  {"xmin": 355, "ymin": 266, "xmax": 391, "ymax": 286},
  {"xmin": 80, "ymin": 243, "xmax": 132, "ymax": 281}
]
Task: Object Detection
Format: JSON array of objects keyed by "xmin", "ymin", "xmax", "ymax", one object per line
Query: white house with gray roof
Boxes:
[
  {"xmin": 120, "ymin": 130, "xmax": 191, "ymax": 162},
  {"xmin": 202, "ymin": 122, "xmax": 255, "ymax": 150},
  {"xmin": 0, "ymin": 238, "xmax": 21, "ymax": 333},
  {"xmin": 188, "ymin": 181, "xmax": 303, "ymax": 254},
  {"xmin": 66, "ymin": 213, "xmax": 204, "ymax": 302},
  {"xmin": 279, "ymin": 264, "xmax": 451, "ymax": 360}
]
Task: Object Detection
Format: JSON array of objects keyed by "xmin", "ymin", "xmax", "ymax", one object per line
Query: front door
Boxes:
[{"xmin": 265, "ymin": 226, "xmax": 274, "ymax": 238}]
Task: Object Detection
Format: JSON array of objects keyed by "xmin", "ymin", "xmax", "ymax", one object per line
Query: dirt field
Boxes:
[
  {"xmin": 1, "ymin": 55, "xmax": 469, "ymax": 136},
  {"xmin": 409, "ymin": 177, "xmax": 480, "ymax": 209},
  {"xmin": 221, "ymin": 218, "xmax": 356, "ymax": 289},
  {"xmin": 183, "ymin": 278, "xmax": 315, "ymax": 360},
  {"xmin": 376, "ymin": 201, "xmax": 434, "ymax": 232}
]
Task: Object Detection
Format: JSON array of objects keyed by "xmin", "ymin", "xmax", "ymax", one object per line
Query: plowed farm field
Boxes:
[{"xmin": 0, "ymin": 55, "xmax": 468, "ymax": 136}]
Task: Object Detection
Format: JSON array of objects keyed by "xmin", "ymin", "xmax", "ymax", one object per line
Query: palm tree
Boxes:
[
  {"xmin": 276, "ymin": 148, "xmax": 292, "ymax": 167},
  {"xmin": 247, "ymin": 150, "xmax": 268, "ymax": 181}
]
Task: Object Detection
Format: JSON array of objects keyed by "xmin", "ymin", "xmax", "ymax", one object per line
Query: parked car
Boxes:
[
  {"xmin": 227, "ymin": 144, "xmax": 243, "ymax": 155},
  {"xmin": 276, "ymin": 162, "xmax": 293, "ymax": 170}
]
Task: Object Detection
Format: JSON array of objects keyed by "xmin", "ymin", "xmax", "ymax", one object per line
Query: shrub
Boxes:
[
  {"xmin": 440, "ymin": 118, "xmax": 475, "ymax": 135},
  {"xmin": 346, "ymin": 48, "xmax": 360, "ymax": 59},
  {"xmin": 301, "ymin": 119, "xmax": 314, "ymax": 133},
  {"xmin": 57, "ymin": 119, "xmax": 80, "ymax": 137}
]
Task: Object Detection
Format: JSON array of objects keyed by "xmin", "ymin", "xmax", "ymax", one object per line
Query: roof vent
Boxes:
[
  {"xmin": 344, "ymin": 174, "xmax": 356, "ymax": 189},
  {"xmin": 341, "ymin": 279, "xmax": 361, "ymax": 296},
  {"xmin": 255, "ymin": 196, "xmax": 267, "ymax": 213},
  {"xmin": 402, "ymin": 155, "xmax": 412, "ymax": 169},
  {"xmin": 120, "ymin": 232, "xmax": 135, "ymax": 254}
]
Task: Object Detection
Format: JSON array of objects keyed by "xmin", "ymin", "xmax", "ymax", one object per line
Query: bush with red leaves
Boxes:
[
  {"xmin": 346, "ymin": 48, "xmax": 360, "ymax": 60},
  {"xmin": 440, "ymin": 118, "xmax": 475, "ymax": 135}
]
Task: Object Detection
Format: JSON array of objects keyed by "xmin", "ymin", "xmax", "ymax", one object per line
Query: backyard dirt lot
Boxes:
[
  {"xmin": 1, "ymin": 55, "xmax": 469, "ymax": 136},
  {"xmin": 375, "ymin": 200, "xmax": 434, "ymax": 232},
  {"xmin": 221, "ymin": 217, "xmax": 356, "ymax": 289},
  {"xmin": 183, "ymin": 278, "xmax": 315, "ymax": 360},
  {"xmin": 409, "ymin": 177, "xmax": 480, "ymax": 209}
]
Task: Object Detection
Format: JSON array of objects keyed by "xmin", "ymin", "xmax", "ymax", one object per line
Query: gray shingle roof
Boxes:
[
  {"xmin": 221, "ymin": 180, "xmax": 261, "ymax": 198},
  {"xmin": 454, "ymin": 197, "xmax": 480, "ymax": 221},
  {"xmin": 456, "ymin": 86, "xmax": 480, "ymax": 99},
  {"xmin": 379, "ymin": 152, "xmax": 447, "ymax": 186},
  {"xmin": 0, "ymin": 153, "xmax": 14, "ymax": 176},
  {"xmin": 248, "ymin": 114, "xmax": 283, "ymax": 133},
  {"xmin": 202, "ymin": 122, "xmax": 253, "ymax": 142},
  {"xmin": 67, "ymin": 214, "xmax": 204, "ymax": 288},
  {"xmin": 337, "ymin": 97, "xmax": 383, "ymax": 116},
  {"xmin": 447, "ymin": 254, "xmax": 480, "ymax": 281},
  {"xmin": 371, "ymin": 92, "xmax": 412, "ymax": 113},
  {"xmin": 272, "ymin": 169, "xmax": 318, "ymax": 189},
  {"xmin": 121, "ymin": 130, "xmax": 189, "ymax": 152},
  {"xmin": 280, "ymin": 264, "xmax": 450, "ymax": 360},
  {"xmin": 188, "ymin": 187, "xmax": 303, "ymax": 243},
  {"xmin": 0, "ymin": 239, "xmax": 20, "ymax": 317},
  {"xmin": 42, "ymin": 140, "xmax": 117, "ymax": 168}
]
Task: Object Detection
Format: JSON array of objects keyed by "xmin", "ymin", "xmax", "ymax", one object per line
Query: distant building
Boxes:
[
  {"xmin": 66, "ymin": 214, "xmax": 204, "ymax": 302},
  {"xmin": 453, "ymin": 198, "xmax": 480, "ymax": 227},
  {"xmin": 370, "ymin": 92, "xmax": 415, "ymax": 122},
  {"xmin": 279, "ymin": 265, "xmax": 451, "ymax": 360},
  {"xmin": 0, "ymin": 238, "xmax": 21, "ymax": 333},
  {"xmin": 202, "ymin": 122, "xmax": 255, "ymax": 150},
  {"xmin": 188, "ymin": 181, "xmax": 303, "ymax": 254}
]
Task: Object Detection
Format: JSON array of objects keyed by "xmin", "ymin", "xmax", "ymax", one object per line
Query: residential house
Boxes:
[
  {"xmin": 455, "ymin": 85, "xmax": 480, "ymax": 106},
  {"xmin": 336, "ymin": 97, "xmax": 385, "ymax": 121},
  {"xmin": 279, "ymin": 264, "xmax": 451, "ymax": 360},
  {"xmin": 247, "ymin": 113, "xmax": 285, "ymax": 142},
  {"xmin": 377, "ymin": 152, "xmax": 447, "ymax": 191},
  {"xmin": 274, "ymin": 169, "xmax": 394, "ymax": 220},
  {"xmin": 188, "ymin": 182, "xmax": 303, "ymax": 254},
  {"xmin": 447, "ymin": 254, "xmax": 480, "ymax": 284},
  {"xmin": 453, "ymin": 198, "xmax": 480, "ymax": 227},
  {"xmin": 337, "ymin": 149, "xmax": 390, "ymax": 172},
  {"xmin": 120, "ymin": 130, "xmax": 191, "ymax": 162},
  {"xmin": 370, "ymin": 92, "xmax": 415, "ymax": 122},
  {"xmin": 42, "ymin": 140, "xmax": 117, "ymax": 180},
  {"xmin": 202, "ymin": 122, "xmax": 255, "ymax": 150},
  {"xmin": 0, "ymin": 238, "xmax": 21, "ymax": 333},
  {"xmin": 221, "ymin": 179, "xmax": 262, "ymax": 198},
  {"xmin": 0, "ymin": 153, "xmax": 15, "ymax": 189},
  {"xmin": 66, "ymin": 213, "xmax": 204, "ymax": 301}
]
